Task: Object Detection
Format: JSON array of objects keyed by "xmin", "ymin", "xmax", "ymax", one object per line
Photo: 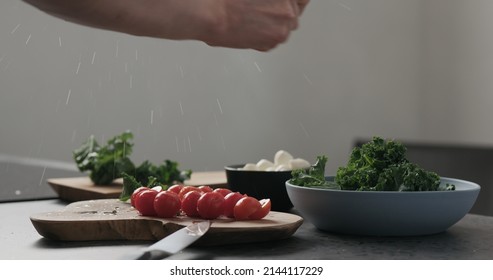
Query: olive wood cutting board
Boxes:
[
  {"xmin": 47, "ymin": 171, "xmax": 228, "ymax": 202},
  {"xmin": 30, "ymin": 199, "xmax": 304, "ymax": 246}
]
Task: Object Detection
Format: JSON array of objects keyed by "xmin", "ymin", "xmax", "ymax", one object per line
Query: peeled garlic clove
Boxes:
[
  {"xmin": 274, "ymin": 150, "xmax": 293, "ymax": 166},
  {"xmin": 256, "ymin": 159, "xmax": 274, "ymax": 171},
  {"xmin": 242, "ymin": 163, "xmax": 257, "ymax": 171},
  {"xmin": 289, "ymin": 158, "xmax": 311, "ymax": 170}
]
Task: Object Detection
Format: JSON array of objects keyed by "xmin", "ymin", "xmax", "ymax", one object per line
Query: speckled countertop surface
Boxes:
[{"xmin": 1, "ymin": 199, "xmax": 492, "ymax": 260}]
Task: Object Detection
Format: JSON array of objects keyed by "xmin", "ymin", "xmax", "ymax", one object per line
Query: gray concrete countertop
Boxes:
[{"xmin": 1, "ymin": 199, "xmax": 492, "ymax": 260}]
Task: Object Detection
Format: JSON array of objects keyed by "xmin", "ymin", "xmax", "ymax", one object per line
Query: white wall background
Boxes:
[{"xmin": 0, "ymin": 0, "xmax": 491, "ymax": 174}]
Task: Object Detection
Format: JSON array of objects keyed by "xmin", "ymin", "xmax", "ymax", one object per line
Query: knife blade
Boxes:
[{"xmin": 136, "ymin": 220, "xmax": 210, "ymax": 260}]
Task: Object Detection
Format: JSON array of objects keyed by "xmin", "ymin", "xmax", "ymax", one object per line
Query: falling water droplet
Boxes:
[
  {"xmin": 39, "ymin": 166, "xmax": 47, "ymax": 186},
  {"xmin": 338, "ymin": 2, "xmax": 352, "ymax": 11},
  {"xmin": 25, "ymin": 34, "xmax": 32, "ymax": 45},
  {"xmin": 66, "ymin": 89, "xmax": 72, "ymax": 105},
  {"xmin": 11, "ymin": 24, "xmax": 20, "ymax": 34},
  {"xmin": 150, "ymin": 110, "xmax": 154, "ymax": 125},
  {"xmin": 299, "ymin": 121, "xmax": 310, "ymax": 138},
  {"xmin": 188, "ymin": 136, "xmax": 192, "ymax": 153},
  {"xmin": 179, "ymin": 101, "xmax": 184, "ymax": 115},
  {"xmin": 217, "ymin": 98, "xmax": 224, "ymax": 114},
  {"xmin": 254, "ymin": 62, "xmax": 262, "ymax": 73},
  {"xmin": 303, "ymin": 73, "xmax": 313, "ymax": 85},
  {"xmin": 91, "ymin": 51, "xmax": 96, "ymax": 64},
  {"xmin": 75, "ymin": 61, "xmax": 81, "ymax": 75},
  {"xmin": 59, "ymin": 36, "xmax": 62, "ymax": 47}
]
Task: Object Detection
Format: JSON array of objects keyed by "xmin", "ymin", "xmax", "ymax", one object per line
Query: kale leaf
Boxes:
[
  {"xmin": 289, "ymin": 155, "xmax": 340, "ymax": 189},
  {"xmin": 73, "ymin": 131, "xmax": 135, "ymax": 185},
  {"xmin": 73, "ymin": 131, "xmax": 192, "ymax": 190},
  {"xmin": 335, "ymin": 136, "xmax": 448, "ymax": 191}
]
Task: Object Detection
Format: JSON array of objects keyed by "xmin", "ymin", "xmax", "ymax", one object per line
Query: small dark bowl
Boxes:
[{"xmin": 225, "ymin": 164, "xmax": 294, "ymax": 212}]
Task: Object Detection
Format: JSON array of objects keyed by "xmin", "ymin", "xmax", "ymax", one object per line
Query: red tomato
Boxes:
[
  {"xmin": 134, "ymin": 189, "xmax": 159, "ymax": 216},
  {"xmin": 223, "ymin": 192, "xmax": 245, "ymax": 218},
  {"xmin": 131, "ymin": 186, "xmax": 149, "ymax": 207},
  {"xmin": 181, "ymin": 190, "xmax": 202, "ymax": 217},
  {"xmin": 248, "ymin": 199, "xmax": 271, "ymax": 220},
  {"xmin": 197, "ymin": 192, "xmax": 225, "ymax": 219},
  {"xmin": 153, "ymin": 191, "xmax": 181, "ymax": 218},
  {"xmin": 234, "ymin": 196, "xmax": 261, "ymax": 220},
  {"xmin": 151, "ymin": 185, "xmax": 164, "ymax": 192},
  {"xmin": 213, "ymin": 188, "xmax": 232, "ymax": 197},
  {"xmin": 198, "ymin": 185, "xmax": 213, "ymax": 193},
  {"xmin": 167, "ymin": 184, "xmax": 184, "ymax": 195},
  {"xmin": 178, "ymin": 186, "xmax": 200, "ymax": 201}
]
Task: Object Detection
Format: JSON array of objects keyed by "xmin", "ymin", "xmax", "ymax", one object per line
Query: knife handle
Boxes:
[{"xmin": 136, "ymin": 250, "xmax": 171, "ymax": 260}]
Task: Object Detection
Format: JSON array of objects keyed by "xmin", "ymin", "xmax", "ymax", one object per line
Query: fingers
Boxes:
[{"xmin": 297, "ymin": 0, "xmax": 310, "ymax": 15}]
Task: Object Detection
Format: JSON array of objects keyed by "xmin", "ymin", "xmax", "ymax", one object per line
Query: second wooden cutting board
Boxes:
[{"xmin": 48, "ymin": 171, "xmax": 228, "ymax": 202}]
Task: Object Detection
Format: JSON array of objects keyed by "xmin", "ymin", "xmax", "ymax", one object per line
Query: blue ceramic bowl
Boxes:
[{"xmin": 286, "ymin": 176, "xmax": 480, "ymax": 236}]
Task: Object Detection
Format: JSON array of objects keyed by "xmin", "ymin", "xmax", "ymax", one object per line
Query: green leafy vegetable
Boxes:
[
  {"xmin": 118, "ymin": 173, "xmax": 167, "ymax": 201},
  {"xmin": 335, "ymin": 136, "xmax": 452, "ymax": 191},
  {"xmin": 73, "ymin": 131, "xmax": 135, "ymax": 185},
  {"xmin": 289, "ymin": 155, "xmax": 340, "ymax": 189},
  {"xmin": 73, "ymin": 131, "xmax": 192, "ymax": 193}
]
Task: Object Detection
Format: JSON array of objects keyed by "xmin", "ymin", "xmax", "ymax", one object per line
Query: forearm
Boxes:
[
  {"xmin": 22, "ymin": 0, "xmax": 214, "ymax": 41},
  {"xmin": 23, "ymin": 0, "xmax": 309, "ymax": 51}
]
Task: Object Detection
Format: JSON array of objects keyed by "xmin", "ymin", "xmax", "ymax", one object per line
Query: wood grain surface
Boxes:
[{"xmin": 30, "ymin": 199, "xmax": 304, "ymax": 246}]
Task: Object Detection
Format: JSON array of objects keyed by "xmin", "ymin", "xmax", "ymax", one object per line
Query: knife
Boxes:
[{"xmin": 135, "ymin": 220, "xmax": 211, "ymax": 260}]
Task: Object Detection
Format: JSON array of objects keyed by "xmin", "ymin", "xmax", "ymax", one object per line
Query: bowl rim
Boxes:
[
  {"xmin": 285, "ymin": 176, "xmax": 481, "ymax": 194},
  {"xmin": 225, "ymin": 164, "xmax": 293, "ymax": 173}
]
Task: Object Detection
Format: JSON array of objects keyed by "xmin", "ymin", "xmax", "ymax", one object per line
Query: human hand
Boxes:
[{"xmin": 202, "ymin": 0, "xmax": 310, "ymax": 51}]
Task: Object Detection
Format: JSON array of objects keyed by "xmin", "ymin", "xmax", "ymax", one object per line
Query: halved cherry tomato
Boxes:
[
  {"xmin": 248, "ymin": 199, "xmax": 271, "ymax": 220},
  {"xmin": 197, "ymin": 192, "xmax": 225, "ymax": 219},
  {"xmin": 131, "ymin": 186, "xmax": 149, "ymax": 207},
  {"xmin": 223, "ymin": 192, "xmax": 245, "ymax": 218},
  {"xmin": 178, "ymin": 186, "xmax": 200, "ymax": 201},
  {"xmin": 213, "ymin": 188, "xmax": 232, "ymax": 197},
  {"xmin": 233, "ymin": 196, "xmax": 261, "ymax": 220},
  {"xmin": 181, "ymin": 190, "xmax": 202, "ymax": 217},
  {"xmin": 134, "ymin": 189, "xmax": 159, "ymax": 216},
  {"xmin": 153, "ymin": 191, "xmax": 181, "ymax": 218},
  {"xmin": 167, "ymin": 184, "xmax": 184, "ymax": 195}
]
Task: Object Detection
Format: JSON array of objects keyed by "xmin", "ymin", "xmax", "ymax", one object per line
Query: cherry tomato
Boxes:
[
  {"xmin": 223, "ymin": 192, "xmax": 245, "ymax": 218},
  {"xmin": 198, "ymin": 185, "xmax": 213, "ymax": 193},
  {"xmin": 153, "ymin": 191, "xmax": 181, "ymax": 218},
  {"xmin": 131, "ymin": 186, "xmax": 149, "ymax": 207},
  {"xmin": 249, "ymin": 199, "xmax": 271, "ymax": 220},
  {"xmin": 151, "ymin": 185, "xmax": 164, "ymax": 192},
  {"xmin": 167, "ymin": 184, "xmax": 184, "ymax": 195},
  {"xmin": 197, "ymin": 192, "xmax": 225, "ymax": 219},
  {"xmin": 181, "ymin": 190, "xmax": 202, "ymax": 217},
  {"xmin": 134, "ymin": 189, "xmax": 159, "ymax": 216},
  {"xmin": 213, "ymin": 188, "xmax": 232, "ymax": 197},
  {"xmin": 178, "ymin": 186, "xmax": 200, "ymax": 201},
  {"xmin": 234, "ymin": 196, "xmax": 261, "ymax": 220}
]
